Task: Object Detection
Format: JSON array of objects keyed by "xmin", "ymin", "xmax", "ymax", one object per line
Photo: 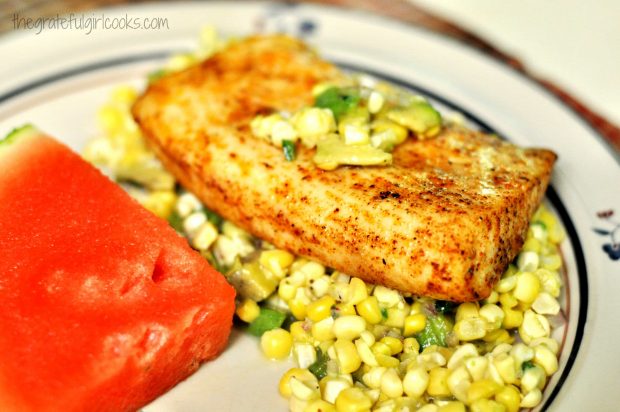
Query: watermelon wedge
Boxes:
[{"xmin": 0, "ymin": 126, "xmax": 236, "ymax": 411}]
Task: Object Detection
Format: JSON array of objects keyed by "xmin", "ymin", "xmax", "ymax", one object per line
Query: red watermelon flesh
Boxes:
[{"xmin": 0, "ymin": 126, "xmax": 236, "ymax": 411}]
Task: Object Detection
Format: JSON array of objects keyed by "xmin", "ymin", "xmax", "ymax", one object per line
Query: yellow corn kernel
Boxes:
[
  {"xmin": 510, "ymin": 343, "xmax": 534, "ymax": 368},
  {"xmin": 373, "ymin": 285, "xmax": 402, "ymax": 307},
  {"xmin": 380, "ymin": 367, "xmax": 403, "ymax": 398},
  {"xmin": 271, "ymin": 120, "xmax": 298, "ymax": 146},
  {"xmin": 496, "ymin": 275, "xmax": 518, "ymax": 294},
  {"xmin": 531, "ymin": 292, "xmax": 560, "ymax": 315},
  {"xmin": 334, "ymin": 303, "xmax": 357, "ymax": 317},
  {"xmin": 479, "ymin": 304, "xmax": 505, "ymax": 330},
  {"xmin": 403, "ymin": 366, "xmax": 429, "ymax": 398},
  {"xmin": 499, "ymin": 293, "xmax": 518, "ymax": 309},
  {"xmin": 294, "ymin": 342, "xmax": 317, "ymax": 368},
  {"xmin": 416, "ymin": 405, "xmax": 439, "ymax": 412},
  {"xmin": 517, "ymin": 251, "xmax": 539, "ymax": 272},
  {"xmin": 279, "ymin": 368, "xmax": 318, "ymax": 398},
  {"xmin": 111, "ymin": 85, "xmax": 137, "ymax": 105},
  {"xmin": 521, "ymin": 365, "xmax": 545, "ymax": 392},
  {"xmin": 534, "ymin": 268, "xmax": 562, "ymax": 298},
  {"xmin": 141, "ymin": 190, "xmax": 177, "ymax": 219},
  {"xmin": 235, "ymin": 298, "xmax": 260, "ymax": 323},
  {"xmin": 402, "ymin": 337, "xmax": 420, "ymax": 354},
  {"xmin": 513, "ymin": 272, "xmax": 541, "ymax": 303},
  {"xmin": 372, "ymin": 341, "xmax": 392, "ymax": 357},
  {"xmin": 359, "ymin": 330, "xmax": 376, "ymax": 346},
  {"xmin": 290, "ymin": 321, "xmax": 311, "ymax": 342},
  {"xmin": 334, "ymin": 339, "xmax": 362, "ymax": 374},
  {"xmin": 312, "ymin": 317, "xmax": 336, "ymax": 342},
  {"xmin": 403, "ymin": 313, "xmax": 427, "ymax": 337},
  {"xmin": 335, "ymin": 387, "xmax": 372, "ymax": 412},
  {"xmin": 290, "ymin": 375, "xmax": 320, "ymax": 401},
  {"xmin": 356, "ymin": 296, "xmax": 382, "ymax": 324},
  {"xmin": 501, "ymin": 307, "xmax": 523, "ymax": 330},
  {"xmin": 380, "ymin": 337, "xmax": 403, "ymax": 356},
  {"xmin": 470, "ymin": 398, "xmax": 506, "ymax": 412},
  {"xmin": 307, "ymin": 296, "xmax": 336, "ymax": 322},
  {"xmin": 409, "ymin": 301, "xmax": 424, "ymax": 315},
  {"xmin": 355, "ymin": 339, "xmax": 378, "ymax": 367},
  {"xmin": 346, "ymin": 277, "xmax": 368, "ymax": 305},
  {"xmin": 447, "ymin": 343, "xmax": 478, "ymax": 370},
  {"xmin": 533, "ymin": 344, "xmax": 558, "ymax": 375},
  {"xmin": 492, "ymin": 354, "xmax": 516, "ymax": 384},
  {"xmin": 530, "ymin": 337, "xmax": 560, "ymax": 355},
  {"xmin": 293, "ymin": 108, "xmax": 337, "ymax": 148},
  {"xmin": 484, "ymin": 290, "xmax": 500, "ymax": 305},
  {"xmin": 384, "ymin": 306, "xmax": 407, "ymax": 328},
  {"xmin": 465, "ymin": 356, "xmax": 488, "ymax": 382},
  {"xmin": 333, "ymin": 315, "xmax": 367, "ymax": 340},
  {"xmin": 485, "ymin": 329, "xmax": 513, "ymax": 345},
  {"xmin": 447, "ymin": 366, "xmax": 471, "ymax": 402},
  {"xmin": 521, "ymin": 237, "xmax": 541, "ymax": 253},
  {"xmin": 260, "ymin": 249, "xmax": 295, "ymax": 279},
  {"xmin": 320, "ymin": 375, "xmax": 352, "ymax": 404},
  {"xmin": 467, "ymin": 379, "xmax": 502, "ymax": 403},
  {"xmin": 418, "ymin": 349, "xmax": 447, "ymax": 370},
  {"xmin": 362, "ymin": 366, "xmax": 387, "ymax": 389},
  {"xmin": 540, "ymin": 253, "xmax": 562, "ymax": 271},
  {"xmin": 520, "ymin": 388, "xmax": 542, "ymax": 408},
  {"xmin": 375, "ymin": 354, "xmax": 400, "ymax": 368},
  {"xmin": 454, "ymin": 318, "xmax": 487, "ymax": 341},
  {"xmin": 427, "ymin": 367, "xmax": 451, "ymax": 397},
  {"xmin": 305, "ymin": 399, "xmax": 336, "ymax": 412},
  {"xmin": 519, "ymin": 310, "xmax": 551, "ymax": 344},
  {"xmin": 367, "ymin": 91, "xmax": 386, "ymax": 114},
  {"xmin": 438, "ymin": 401, "xmax": 466, "ymax": 412},
  {"xmin": 279, "ymin": 279, "xmax": 298, "ymax": 301},
  {"xmin": 310, "ymin": 276, "xmax": 331, "ymax": 298},
  {"xmin": 289, "ymin": 298, "xmax": 308, "ymax": 320},
  {"xmin": 261, "ymin": 328, "xmax": 292, "ymax": 360},
  {"xmin": 456, "ymin": 302, "xmax": 479, "ymax": 322},
  {"xmin": 495, "ymin": 385, "xmax": 520, "ymax": 412}
]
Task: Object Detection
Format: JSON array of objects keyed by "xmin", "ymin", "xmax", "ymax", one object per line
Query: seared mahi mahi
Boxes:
[{"xmin": 132, "ymin": 35, "xmax": 556, "ymax": 302}]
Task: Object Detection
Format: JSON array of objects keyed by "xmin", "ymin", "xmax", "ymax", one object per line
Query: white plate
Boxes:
[{"xmin": 1, "ymin": 2, "xmax": 618, "ymax": 411}]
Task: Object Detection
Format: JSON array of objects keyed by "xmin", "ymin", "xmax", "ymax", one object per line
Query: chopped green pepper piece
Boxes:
[
  {"xmin": 308, "ymin": 348, "xmax": 329, "ymax": 380},
  {"xmin": 415, "ymin": 313, "xmax": 453, "ymax": 349},
  {"xmin": 167, "ymin": 210, "xmax": 184, "ymax": 233},
  {"xmin": 201, "ymin": 206, "xmax": 223, "ymax": 228},
  {"xmin": 522, "ymin": 360, "xmax": 536, "ymax": 371},
  {"xmin": 380, "ymin": 307, "xmax": 389, "ymax": 320},
  {"xmin": 247, "ymin": 307, "xmax": 287, "ymax": 336},
  {"xmin": 282, "ymin": 139, "xmax": 296, "ymax": 161},
  {"xmin": 314, "ymin": 87, "xmax": 360, "ymax": 120}
]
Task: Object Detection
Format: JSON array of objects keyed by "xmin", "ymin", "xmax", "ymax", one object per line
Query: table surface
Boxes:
[{"xmin": 2, "ymin": 0, "xmax": 619, "ymax": 155}]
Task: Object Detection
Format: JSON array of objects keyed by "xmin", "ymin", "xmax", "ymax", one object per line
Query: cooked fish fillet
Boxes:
[{"xmin": 132, "ymin": 35, "xmax": 556, "ymax": 302}]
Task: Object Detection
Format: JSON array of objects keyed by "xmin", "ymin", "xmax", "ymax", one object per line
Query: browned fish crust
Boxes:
[{"xmin": 132, "ymin": 35, "xmax": 557, "ymax": 302}]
